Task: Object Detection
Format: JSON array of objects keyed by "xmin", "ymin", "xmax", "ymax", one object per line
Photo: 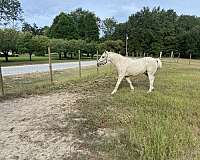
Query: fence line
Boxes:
[
  {"xmin": 48, "ymin": 47, "xmax": 53, "ymax": 84},
  {"xmin": 96, "ymin": 50, "xmax": 99, "ymax": 73},
  {"xmin": 78, "ymin": 50, "xmax": 81, "ymax": 78},
  {"xmin": 0, "ymin": 64, "xmax": 4, "ymax": 96},
  {"xmin": 177, "ymin": 53, "xmax": 180, "ymax": 63},
  {"xmin": 189, "ymin": 53, "xmax": 192, "ymax": 64},
  {"xmin": 0, "ymin": 50, "xmax": 197, "ymax": 98}
]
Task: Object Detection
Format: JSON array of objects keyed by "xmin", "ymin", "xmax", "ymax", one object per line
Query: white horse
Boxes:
[{"xmin": 97, "ymin": 51, "xmax": 162, "ymax": 95}]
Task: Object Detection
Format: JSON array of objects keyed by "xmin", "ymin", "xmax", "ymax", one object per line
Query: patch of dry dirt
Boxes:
[{"xmin": 0, "ymin": 92, "xmax": 82, "ymax": 160}]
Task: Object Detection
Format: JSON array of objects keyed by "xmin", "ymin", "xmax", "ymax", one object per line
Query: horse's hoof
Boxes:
[
  {"xmin": 147, "ymin": 91, "xmax": 152, "ymax": 94},
  {"xmin": 111, "ymin": 91, "xmax": 116, "ymax": 95}
]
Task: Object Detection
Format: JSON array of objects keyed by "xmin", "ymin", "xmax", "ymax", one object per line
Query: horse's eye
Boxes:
[{"xmin": 102, "ymin": 56, "xmax": 105, "ymax": 58}]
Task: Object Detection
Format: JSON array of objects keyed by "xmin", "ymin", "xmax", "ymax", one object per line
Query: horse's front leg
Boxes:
[{"xmin": 111, "ymin": 75, "xmax": 124, "ymax": 95}]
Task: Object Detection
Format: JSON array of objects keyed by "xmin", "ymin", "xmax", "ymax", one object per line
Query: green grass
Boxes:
[
  {"xmin": 1, "ymin": 59, "xmax": 200, "ymax": 159},
  {"xmin": 70, "ymin": 60, "xmax": 200, "ymax": 159},
  {"xmin": 0, "ymin": 54, "xmax": 95, "ymax": 66}
]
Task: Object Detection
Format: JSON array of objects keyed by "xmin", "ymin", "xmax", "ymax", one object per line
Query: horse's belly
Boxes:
[{"xmin": 126, "ymin": 65, "xmax": 146, "ymax": 76}]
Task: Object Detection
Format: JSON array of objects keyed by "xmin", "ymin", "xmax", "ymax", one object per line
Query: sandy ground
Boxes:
[{"xmin": 0, "ymin": 92, "xmax": 82, "ymax": 160}]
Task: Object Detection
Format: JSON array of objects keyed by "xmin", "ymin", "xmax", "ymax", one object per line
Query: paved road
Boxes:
[{"xmin": 2, "ymin": 61, "xmax": 96, "ymax": 76}]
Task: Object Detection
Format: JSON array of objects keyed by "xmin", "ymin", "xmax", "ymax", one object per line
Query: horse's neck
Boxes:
[{"xmin": 109, "ymin": 53, "xmax": 123, "ymax": 66}]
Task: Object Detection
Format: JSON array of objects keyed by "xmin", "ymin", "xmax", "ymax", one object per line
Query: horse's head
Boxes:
[{"xmin": 97, "ymin": 51, "xmax": 109, "ymax": 67}]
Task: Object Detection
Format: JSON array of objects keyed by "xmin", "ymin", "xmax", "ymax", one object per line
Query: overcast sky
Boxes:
[{"xmin": 20, "ymin": 0, "xmax": 200, "ymax": 27}]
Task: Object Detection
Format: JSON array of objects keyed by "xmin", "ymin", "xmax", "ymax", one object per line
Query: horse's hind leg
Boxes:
[
  {"xmin": 126, "ymin": 77, "xmax": 134, "ymax": 90},
  {"xmin": 147, "ymin": 73, "xmax": 155, "ymax": 93}
]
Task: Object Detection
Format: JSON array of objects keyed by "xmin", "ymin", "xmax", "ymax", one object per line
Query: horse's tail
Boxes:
[{"xmin": 156, "ymin": 58, "xmax": 162, "ymax": 68}]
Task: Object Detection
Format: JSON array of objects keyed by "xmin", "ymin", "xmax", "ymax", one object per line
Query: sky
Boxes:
[{"xmin": 20, "ymin": 0, "xmax": 200, "ymax": 27}]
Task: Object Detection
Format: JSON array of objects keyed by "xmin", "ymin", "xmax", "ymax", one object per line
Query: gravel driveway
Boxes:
[{"xmin": 0, "ymin": 92, "xmax": 82, "ymax": 160}]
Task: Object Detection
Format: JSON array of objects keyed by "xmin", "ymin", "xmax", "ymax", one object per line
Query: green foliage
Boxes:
[
  {"xmin": 98, "ymin": 40, "xmax": 124, "ymax": 54},
  {"xmin": 0, "ymin": 0, "xmax": 23, "ymax": 27},
  {"xmin": 50, "ymin": 39, "xmax": 98, "ymax": 59},
  {"xmin": 49, "ymin": 8, "xmax": 99, "ymax": 41},
  {"xmin": 31, "ymin": 35, "xmax": 49, "ymax": 56},
  {"xmin": 101, "ymin": 17, "xmax": 117, "ymax": 39},
  {"xmin": 49, "ymin": 12, "xmax": 77, "ymax": 39},
  {"xmin": 17, "ymin": 32, "xmax": 33, "ymax": 53},
  {"xmin": 112, "ymin": 7, "xmax": 200, "ymax": 57},
  {"xmin": 0, "ymin": 29, "xmax": 19, "ymax": 61},
  {"xmin": 22, "ymin": 22, "xmax": 50, "ymax": 36}
]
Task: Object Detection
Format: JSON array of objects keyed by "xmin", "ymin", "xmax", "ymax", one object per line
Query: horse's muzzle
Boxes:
[{"xmin": 97, "ymin": 61, "xmax": 107, "ymax": 67}]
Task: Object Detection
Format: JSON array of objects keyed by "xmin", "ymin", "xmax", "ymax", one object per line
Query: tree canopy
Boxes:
[
  {"xmin": 101, "ymin": 17, "xmax": 117, "ymax": 39},
  {"xmin": 49, "ymin": 8, "xmax": 99, "ymax": 41},
  {"xmin": 112, "ymin": 7, "xmax": 200, "ymax": 57},
  {"xmin": 0, "ymin": 0, "xmax": 23, "ymax": 28}
]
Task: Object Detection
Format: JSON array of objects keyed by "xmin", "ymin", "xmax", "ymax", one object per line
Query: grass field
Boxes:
[
  {"xmin": 0, "ymin": 54, "xmax": 95, "ymax": 66},
  {"xmin": 1, "ymin": 59, "xmax": 200, "ymax": 159}
]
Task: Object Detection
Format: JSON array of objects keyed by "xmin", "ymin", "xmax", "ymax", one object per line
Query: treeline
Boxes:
[
  {"xmin": 0, "ymin": 5, "xmax": 124, "ymax": 62},
  {"xmin": 0, "ymin": 29, "xmax": 124, "ymax": 62},
  {"xmin": 1, "ymin": 0, "xmax": 200, "ymax": 61},
  {"xmin": 111, "ymin": 7, "xmax": 200, "ymax": 57}
]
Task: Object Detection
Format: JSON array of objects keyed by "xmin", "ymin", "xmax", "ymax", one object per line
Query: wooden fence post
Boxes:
[
  {"xmin": 189, "ymin": 53, "xmax": 192, "ymax": 65},
  {"xmin": 171, "ymin": 51, "xmax": 174, "ymax": 58},
  {"xmin": 79, "ymin": 50, "xmax": 81, "ymax": 78},
  {"xmin": 177, "ymin": 53, "xmax": 180, "ymax": 63},
  {"xmin": 0, "ymin": 64, "xmax": 5, "ymax": 96},
  {"xmin": 160, "ymin": 52, "xmax": 162, "ymax": 59},
  {"xmin": 48, "ymin": 47, "xmax": 53, "ymax": 84},
  {"xmin": 96, "ymin": 50, "xmax": 99, "ymax": 73}
]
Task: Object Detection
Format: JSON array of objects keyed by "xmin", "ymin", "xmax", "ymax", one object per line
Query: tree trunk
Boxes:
[
  {"xmin": 4, "ymin": 52, "xmax": 8, "ymax": 62},
  {"xmin": 29, "ymin": 53, "xmax": 32, "ymax": 61},
  {"xmin": 59, "ymin": 53, "xmax": 62, "ymax": 60},
  {"xmin": 91, "ymin": 54, "xmax": 94, "ymax": 59},
  {"xmin": 71, "ymin": 53, "xmax": 73, "ymax": 59},
  {"xmin": 64, "ymin": 53, "xmax": 67, "ymax": 58}
]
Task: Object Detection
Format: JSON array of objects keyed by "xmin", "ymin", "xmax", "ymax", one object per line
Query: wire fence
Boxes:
[
  {"xmin": 0, "ymin": 48, "xmax": 101, "ymax": 98},
  {"xmin": 0, "ymin": 49, "xmax": 195, "ymax": 98}
]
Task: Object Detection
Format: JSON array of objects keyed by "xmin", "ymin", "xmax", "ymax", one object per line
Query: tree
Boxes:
[
  {"xmin": 0, "ymin": 0, "xmax": 23, "ymax": 28},
  {"xmin": 17, "ymin": 32, "xmax": 34, "ymax": 61},
  {"xmin": 177, "ymin": 26, "xmax": 200, "ymax": 57},
  {"xmin": 85, "ymin": 41, "xmax": 97, "ymax": 58},
  {"xmin": 31, "ymin": 35, "xmax": 49, "ymax": 56},
  {"xmin": 112, "ymin": 7, "xmax": 180, "ymax": 56},
  {"xmin": 40, "ymin": 26, "xmax": 50, "ymax": 36},
  {"xmin": 98, "ymin": 40, "xmax": 124, "ymax": 54},
  {"xmin": 22, "ymin": 22, "xmax": 33, "ymax": 32},
  {"xmin": 0, "ymin": 29, "xmax": 19, "ymax": 62},
  {"xmin": 49, "ymin": 12, "xmax": 77, "ymax": 39},
  {"xmin": 50, "ymin": 39, "xmax": 68, "ymax": 60},
  {"xmin": 70, "ymin": 8, "xmax": 99, "ymax": 41},
  {"xmin": 102, "ymin": 17, "xmax": 117, "ymax": 39},
  {"xmin": 49, "ymin": 8, "xmax": 100, "ymax": 41},
  {"xmin": 22, "ymin": 22, "xmax": 44, "ymax": 35}
]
